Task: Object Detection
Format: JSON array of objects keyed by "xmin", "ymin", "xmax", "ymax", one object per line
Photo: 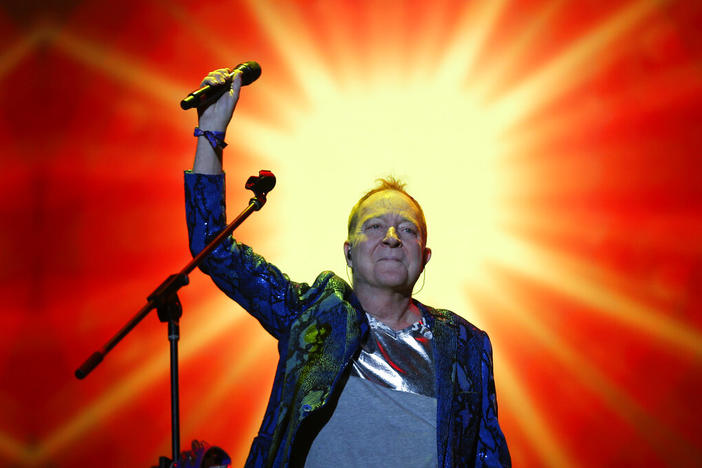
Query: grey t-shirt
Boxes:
[
  {"xmin": 305, "ymin": 313, "xmax": 438, "ymax": 467},
  {"xmin": 304, "ymin": 376, "xmax": 437, "ymax": 467}
]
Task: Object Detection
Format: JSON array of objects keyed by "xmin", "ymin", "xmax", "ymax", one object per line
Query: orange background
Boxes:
[{"xmin": 1, "ymin": 1, "xmax": 701, "ymax": 467}]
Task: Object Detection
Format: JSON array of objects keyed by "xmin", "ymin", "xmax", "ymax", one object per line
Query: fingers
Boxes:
[
  {"xmin": 195, "ymin": 67, "xmax": 243, "ymax": 133},
  {"xmin": 200, "ymin": 68, "xmax": 232, "ymax": 87}
]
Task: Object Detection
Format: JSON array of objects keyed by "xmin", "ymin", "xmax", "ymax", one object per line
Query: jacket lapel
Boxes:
[{"xmin": 425, "ymin": 307, "xmax": 458, "ymax": 468}]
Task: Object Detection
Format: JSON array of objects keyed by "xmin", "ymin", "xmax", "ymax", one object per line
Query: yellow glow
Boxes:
[
  {"xmin": 236, "ymin": 81, "xmax": 508, "ymax": 319},
  {"xmin": 226, "ymin": 2, "xmax": 522, "ymax": 321},
  {"xmin": 227, "ymin": 0, "xmax": 666, "ymax": 328}
]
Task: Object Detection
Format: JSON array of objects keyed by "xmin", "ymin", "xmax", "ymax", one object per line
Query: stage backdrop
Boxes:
[{"xmin": 1, "ymin": 1, "xmax": 701, "ymax": 466}]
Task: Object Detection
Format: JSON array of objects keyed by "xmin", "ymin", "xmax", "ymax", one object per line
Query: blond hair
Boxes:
[{"xmin": 347, "ymin": 176, "xmax": 427, "ymax": 245}]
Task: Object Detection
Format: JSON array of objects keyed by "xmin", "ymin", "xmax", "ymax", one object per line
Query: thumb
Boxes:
[
  {"xmin": 227, "ymin": 72, "xmax": 242, "ymax": 105},
  {"xmin": 230, "ymin": 71, "xmax": 242, "ymax": 92}
]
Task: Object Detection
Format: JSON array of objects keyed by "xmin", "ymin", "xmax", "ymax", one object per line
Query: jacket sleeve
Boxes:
[
  {"xmin": 185, "ymin": 171, "xmax": 313, "ymax": 340},
  {"xmin": 476, "ymin": 332, "xmax": 511, "ymax": 468}
]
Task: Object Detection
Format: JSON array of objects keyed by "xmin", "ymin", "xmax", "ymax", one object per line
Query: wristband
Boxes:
[{"xmin": 194, "ymin": 127, "xmax": 227, "ymax": 150}]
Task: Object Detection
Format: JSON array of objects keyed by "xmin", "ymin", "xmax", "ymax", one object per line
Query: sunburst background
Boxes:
[{"xmin": 1, "ymin": 0, "xmax": 701, "ymax": 466}]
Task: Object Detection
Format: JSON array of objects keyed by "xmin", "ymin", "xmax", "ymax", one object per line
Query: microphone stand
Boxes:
[{"xmin": 75, "ymin": 170, "xmax": 276, "ymax": 468}]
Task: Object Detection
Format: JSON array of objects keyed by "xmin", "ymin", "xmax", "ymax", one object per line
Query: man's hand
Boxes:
[
  {"xmin": 192, "ymin": 68, "xmax": 242, "ymax": 175},
  {"xmin": 197, "ymin": 68, "xmax": 242, "ymax": 132}
]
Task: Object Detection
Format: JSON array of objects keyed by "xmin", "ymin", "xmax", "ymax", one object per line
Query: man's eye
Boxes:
[
  {"xmin": 401, "ymin": 226, "xmax": 417, "ymax": 235},
  {"xmin": 366, "ymin": 223, "xmax": 382, "ymax": 230}
]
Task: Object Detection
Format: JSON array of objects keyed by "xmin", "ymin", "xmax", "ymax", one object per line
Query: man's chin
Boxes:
[{"xmin": 374, "ymin": 270, "xmax": 410, "ymax": 288}]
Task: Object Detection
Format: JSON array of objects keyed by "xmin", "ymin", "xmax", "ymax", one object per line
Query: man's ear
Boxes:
[
  {"xmin": 423, "ymin": 247, "xmax": 432, "ymax": 266},
  {"xmin": 344, "ymin": 241, "xmax": 353, "ymax": 268}
]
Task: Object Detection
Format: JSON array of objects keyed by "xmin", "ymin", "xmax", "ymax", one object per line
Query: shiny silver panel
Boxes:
[{"xmin": 351, "ymin": 313, "xmax": 435, "ymax": 398}]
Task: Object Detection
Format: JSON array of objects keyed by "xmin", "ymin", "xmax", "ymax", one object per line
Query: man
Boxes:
[{"xmin": 186, "ymin": 69, "xmax": 510, "ymax": 467}]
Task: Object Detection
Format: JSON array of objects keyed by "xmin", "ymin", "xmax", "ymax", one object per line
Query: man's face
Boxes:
[{"xmin": 344, "ymin": 190, "xmax": 431, "ymax": 294}]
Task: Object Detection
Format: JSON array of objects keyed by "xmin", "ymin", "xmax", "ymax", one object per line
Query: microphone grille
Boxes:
[{"xmin": 238, "ymin": 61, "xmax": 261, "ymax": 86}]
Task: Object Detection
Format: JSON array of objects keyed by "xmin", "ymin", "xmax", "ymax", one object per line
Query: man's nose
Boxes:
[{"xmin": 383, "ymin": 226, "xmax": 401, "ymax": 246}]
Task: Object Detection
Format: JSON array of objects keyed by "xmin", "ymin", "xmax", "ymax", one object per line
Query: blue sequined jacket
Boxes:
[{"xmin": 185, "ymin": 172, "xmax": 510, "ymax": 468}]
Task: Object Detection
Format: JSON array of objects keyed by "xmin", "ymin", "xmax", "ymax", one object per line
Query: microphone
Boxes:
[{"xmin": 180, "ymin": 61, "xmax": 261, "ymax": 110}]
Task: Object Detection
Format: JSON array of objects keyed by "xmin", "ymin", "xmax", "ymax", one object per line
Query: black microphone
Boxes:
[{"xmin": 180, "ymin": 61, "xmax": 261, "ymax": 110}]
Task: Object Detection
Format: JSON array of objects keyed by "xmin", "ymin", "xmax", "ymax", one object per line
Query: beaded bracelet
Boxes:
[{"xmin": 194, "ymin": 127, "xmax": 227, "ymax": 150}]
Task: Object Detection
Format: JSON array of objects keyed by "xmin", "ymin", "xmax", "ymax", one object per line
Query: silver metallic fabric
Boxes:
[{"xmin": 351, "ymin": 313, "xmax": 435, "ymax": 398}]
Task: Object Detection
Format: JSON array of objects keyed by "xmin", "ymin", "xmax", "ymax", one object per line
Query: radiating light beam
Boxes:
[
  {"xmin": 156, "ymin": 0, "xmax": 307, "ymax": 132},
  {"xmin": 155, "ymin": 334, "xmax": 272, "ymax": 464},
  {"xmin": 492, "ymin": 234, "xmax": 702, "ymax": 357},
  {"xmin": 0, "ymin": 431, "xmax": 29, "ymax": 464},
  {"xmin": 32, "ymin": 297, "xmax": 244, "ymax": 463},
  {"xmin": 51, "ymin": 31, "xmax": 186, "ymax": 105},
  {"xmin": 0, "ymin": 26, "xmax": 46, "ymax": 79},
  {"xmin": 49, "ymin": 26, "xmax": 268, "ymax": 134},
  {"xmin": 490, "ymin": 0, "xmax": 661, "ymax": 127},
  {"xmin": 493, "ymin": 354, "xmax": 579, "ymax": 468},
  {"xmin": 470, "ymin": 0, "xmax": 564, "ymax": 98},
  {"xmin": 502, "ymin": 62, "xmax": 702, "ymax": 157},
  {"xmin": 476, "ymin": 275, "xmax": 701, "ymax": 465},
  {"xmin": 13, "ymin": 1, "xmax": 697, "ymax": 467},
  {"xmin": 180, "ymin": 337, "xmax": 271, "ymax": 434},
  {"xmin": 435, "ymin": 0, "xmax": 509, "ymax": 87},
  {"xmin": 242, "ymin": 0, "xmax": 337, "ymax": 99}
]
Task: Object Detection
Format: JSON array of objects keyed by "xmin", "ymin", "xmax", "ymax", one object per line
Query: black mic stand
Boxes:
[{"xmin": 75, "ymin": 170, "xmax": 276, "ymax": 468}]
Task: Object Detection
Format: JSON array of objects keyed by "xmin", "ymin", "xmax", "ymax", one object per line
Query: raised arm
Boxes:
[
  {"xmin": 192, "ymin": 69, "xmax": 242, "ymax": 175},
  {"xmin": 186, "ymin": 68, "xmax": 324, "ymax": 340}
]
